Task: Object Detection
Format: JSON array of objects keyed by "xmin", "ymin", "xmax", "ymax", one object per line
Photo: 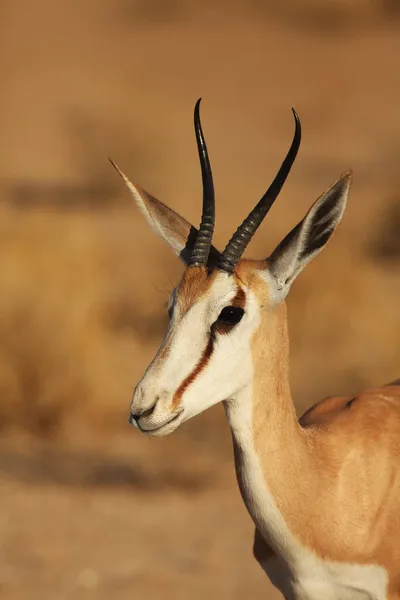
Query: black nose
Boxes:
[
  {"xmin": 129, "ymin": 413, "xmax": 138, "ymax": 426},
  {"xmin": 129, "ymin": 404, "xmax": 157, "ymax": 427}
]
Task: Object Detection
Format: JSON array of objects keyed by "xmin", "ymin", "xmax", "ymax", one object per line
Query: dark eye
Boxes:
[
  {"xmin": 168, "ymin": 305, "xmax": 174, "ymax": 319},
  {"xmin": 217, "ymin": 306, "xmax": 244, "ymax": 326}
]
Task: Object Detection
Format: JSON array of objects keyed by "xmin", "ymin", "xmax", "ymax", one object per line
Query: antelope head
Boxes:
[{"xmin": 111, "ymin": 100, "xmax": 351, "ymax": 436}]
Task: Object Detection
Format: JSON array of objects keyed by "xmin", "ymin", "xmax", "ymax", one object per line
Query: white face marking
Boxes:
[{"xmin": 129, "ymin": 272, "xmax": 261, "ymax": 435}]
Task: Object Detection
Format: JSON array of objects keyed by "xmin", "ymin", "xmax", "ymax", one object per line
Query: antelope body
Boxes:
[{"xmin": 111, "ymin": 100, "xmax": 400, "ymax": 600}]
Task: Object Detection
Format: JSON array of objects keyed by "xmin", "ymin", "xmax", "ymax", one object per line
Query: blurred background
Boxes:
[{"xmin": 1, "ymin": 1, "xmax": 400, "ymax": 598}]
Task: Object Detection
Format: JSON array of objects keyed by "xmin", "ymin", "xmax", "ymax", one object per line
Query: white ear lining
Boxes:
[
  {"xmin": 265, "ymin": 173, "xmax": 352, "ymax": 300},
  {"xmin": 109, "ymin": 159, "xmax": 221, "ymax": 265}
]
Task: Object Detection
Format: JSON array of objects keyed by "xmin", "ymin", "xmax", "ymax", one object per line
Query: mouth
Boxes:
[{"xmin": 133, "ymin": 410, "xmax": 184, "ymax": 436}]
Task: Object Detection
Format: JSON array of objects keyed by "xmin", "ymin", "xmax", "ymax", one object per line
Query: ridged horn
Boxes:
[
  {"xmin": 217, "ymin": 108, "xmax": 301, "ymax": 274},
  {"xmin": 188, "ymin": 98, "xmax": 216, "ymax": 267}
]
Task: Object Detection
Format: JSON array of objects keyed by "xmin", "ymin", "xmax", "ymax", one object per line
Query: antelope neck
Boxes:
[{"xmin": 223, "ymin": 302, "xmax": 316, "ymax": 559}]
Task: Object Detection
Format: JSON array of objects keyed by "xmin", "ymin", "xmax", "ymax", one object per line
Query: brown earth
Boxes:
[{"xmin": 0, "ymin": 1, "xmax": 400, "ymax": 598}]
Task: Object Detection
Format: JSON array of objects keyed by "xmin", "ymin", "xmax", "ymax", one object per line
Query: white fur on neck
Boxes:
[{"xmin": 224, "ymin": 385, "xmax": 388, "ymax": 600}]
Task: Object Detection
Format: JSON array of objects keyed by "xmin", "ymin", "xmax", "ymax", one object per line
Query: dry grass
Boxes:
[{"xmin": 0, "ymin": 198, "xmax": 399, "ymax": 443}]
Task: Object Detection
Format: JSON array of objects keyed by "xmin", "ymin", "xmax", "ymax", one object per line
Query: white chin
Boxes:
[{"xmin": 142, "ymin": 413, "xmax": 184, "ymax": 437}]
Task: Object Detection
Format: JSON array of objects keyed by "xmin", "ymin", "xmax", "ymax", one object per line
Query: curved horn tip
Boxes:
[
  {"xmin": 194, "ymin": 99, "xmax": 203, "ymax": 130},
  {"xmin": 191, "ymin": 95, "xmax": 215, "ymax": 267},
  {"xmin": 291, "ymin": 107, "xmax": 299, "ymax": 120},
  {"xmin": 291, "ymin": 108, "xmax": 302, "ymax": 134},
  {"xmin": 217, "ymin": 106, "xmax": 302, "ymax": 273}
]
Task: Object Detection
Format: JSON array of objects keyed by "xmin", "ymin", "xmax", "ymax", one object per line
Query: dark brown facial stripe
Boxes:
[
  {"xmin": 172, "ymin": 335, "xmax": 214, "ymax": 408},
  {"xmin": 231, "ymin": 287, "xmax": 246, "ymax": 308},
  {"xmin": 171, "ymin": 286, "xmax": 245, "ymax": 407}
]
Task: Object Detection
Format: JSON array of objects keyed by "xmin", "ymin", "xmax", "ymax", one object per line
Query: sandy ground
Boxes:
[{"xmin": 0, "ymin": 437, "xmax": 281, "ymax": 600}]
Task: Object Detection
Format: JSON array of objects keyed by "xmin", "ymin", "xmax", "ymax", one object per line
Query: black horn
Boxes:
[
  {"xmin": 188, "ymin": 98, "xmax": 216, "ymax": 267},
  {"xmin": 217, "ymin": 109, "xmax": 301, "ymax": 274}
]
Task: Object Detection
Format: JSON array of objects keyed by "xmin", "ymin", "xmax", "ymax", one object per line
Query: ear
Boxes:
[
  {"xmin": 109, "ymin": 159, "xmax": 221, "ymax": 266},
  {"xmin": 267, "ymin": 172, "xmax": 352, "ymax": 299}
]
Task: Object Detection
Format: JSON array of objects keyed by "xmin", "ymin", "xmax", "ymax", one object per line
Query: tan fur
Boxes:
[
  {"xmin": 234, "ymin": 259, "xmax": 269, "ymax": 288},
  {"xmin": 166, "ymin": 260, "xmax": 400, "ymax": 596},
  {"xmin": 120, "ymin": 139, "xmax": 392, "ymax": 594},
  {"xmin": 241, "ymin": 268, "xmax": 400, "ymax": 597},
  {"xmin": 176, "ymin": 266, "xmax": 215, "ymax": 314},
  {"xmin": 175, "ymin": 262, "xmax": 251, "ymax": 316}
]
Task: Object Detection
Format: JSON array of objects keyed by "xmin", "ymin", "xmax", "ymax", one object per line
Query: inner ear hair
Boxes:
[
  {"xmin": 267, "ymin": 172, "xmax": 352, "ymax": 294},
  {"xmin": 109, "ymin": 159, "xmax": 221, "ymax": 266}
]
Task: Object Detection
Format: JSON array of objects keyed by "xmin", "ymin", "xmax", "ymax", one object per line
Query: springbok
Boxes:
[{"xmin": 110, "ymin": 100, "xmax": 400, "ymax": 600}]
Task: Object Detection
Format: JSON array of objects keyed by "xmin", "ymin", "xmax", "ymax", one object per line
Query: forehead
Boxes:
[{"xmin": 174, "ymin": 260, "xmax": 269, "ymax": 313}]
